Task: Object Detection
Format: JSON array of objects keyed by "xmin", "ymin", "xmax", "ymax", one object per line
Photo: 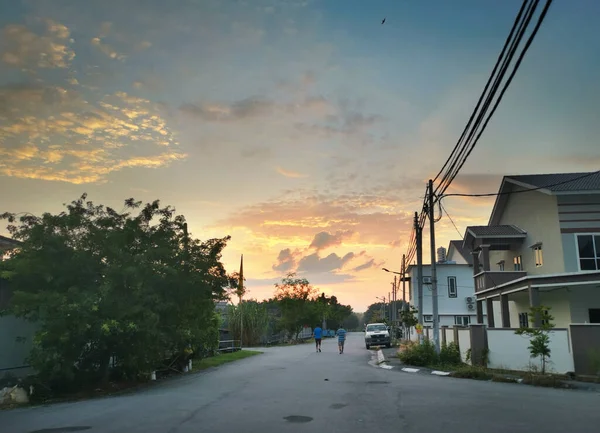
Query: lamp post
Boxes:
[{"xmin": 375, "ymin": 296, "xmax": 386, "ymax": 322}]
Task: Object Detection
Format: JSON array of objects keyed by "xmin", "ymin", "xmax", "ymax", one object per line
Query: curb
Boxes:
[{"xmin": 375, "ymin": 350, "xmax": 452, "ymax": 376}]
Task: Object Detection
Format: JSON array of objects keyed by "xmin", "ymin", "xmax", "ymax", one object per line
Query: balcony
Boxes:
[{"xmin": 475, "ymin": 271, "xmax": 527, "ymax": 292}]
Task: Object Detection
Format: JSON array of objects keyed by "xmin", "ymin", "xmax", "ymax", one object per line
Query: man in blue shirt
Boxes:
[
  {"xmin": 313, "ymin": 325, "xmax": 323, "ymax": 352},
  {"xmin": 337, "ymin": 326, "xmax": 347, "ymax": 354}
]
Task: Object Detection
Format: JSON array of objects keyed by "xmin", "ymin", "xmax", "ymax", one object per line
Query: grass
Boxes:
[{"xmin": 193, "ymin": 350, "xmax": 262, "ymax": 371}]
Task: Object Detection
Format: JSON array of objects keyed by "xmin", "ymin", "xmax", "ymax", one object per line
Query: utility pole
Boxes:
[
  {"xmin": 401, "ymin": 254, "xmax": 407, "ymax": 312},
  {"xmin": 415, "ymin": 212, "xmax": 424, "ymax": 343},
  {"xmin": 428, "ymin": 180, "xmax": 440, "ymax": 354}
]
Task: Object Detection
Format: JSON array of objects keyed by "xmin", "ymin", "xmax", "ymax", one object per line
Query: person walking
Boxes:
[
  {"xmin": 313, "ymin": 324, "xmax": 323, "ymax": 352},
  {"xmin": 336, "ymin": 325, "xmax": 347, "ymax": 354}
]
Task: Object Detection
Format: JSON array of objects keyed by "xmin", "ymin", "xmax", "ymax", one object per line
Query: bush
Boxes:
[
  {"xmin": 439, "ymin": 342, "xmax": 461, "ymax": 366},
  {"xmin": 398, "ymin": 339, "xmax": 438, "ymax": 366},
  {"xmin": 450, "ymin": 365, "xmax": 493, "ymax": 380}
]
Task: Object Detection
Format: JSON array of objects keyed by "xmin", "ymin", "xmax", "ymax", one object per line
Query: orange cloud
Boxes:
[
  {"xmin": 1, "ymin": 20, "xmax": 75, "ymax": 69},
  {"xmin": 276, "ymin": 167, "xmax": 308, "ymax": 178},
  {"xmin": 0, "ymin": 81, "xmax": 185, "ymax": 183}
]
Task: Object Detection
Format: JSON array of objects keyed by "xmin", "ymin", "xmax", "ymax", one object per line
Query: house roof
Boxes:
[
  {"xmin": 448, "ymin": 240, "xmax": 473, "ymax": 265},
  {"xmin": 489, "ymin": 171, "xmax": 600, "ymax": 225},
  {"xmin": 506, "ymin": 171, "xmax": 600, "ymax": 193},
  {"xmin": 0, "ymin": 235, "xmax": 20, "ymax": 251},
  {"xmin": 466, "ymin": 225, "xmax": 527, "ymax": 237}
]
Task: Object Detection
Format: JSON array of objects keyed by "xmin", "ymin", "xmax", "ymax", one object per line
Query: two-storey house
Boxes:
[
  {"xmin": 464, "ymin": 172, "xmax": 600, "ymax": 329},
  {"xmin": 407, "ymin": 241, "xmax": 485, "ymax": 329}
]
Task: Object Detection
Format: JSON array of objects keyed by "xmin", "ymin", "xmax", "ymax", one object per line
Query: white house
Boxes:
[
  {"xmin": 464, "ymin": 172, "xmax": 600, "ymax": 328},
  {"xmin": 406, "ymin": 242, "xmax": 484, "ymax": 329}
]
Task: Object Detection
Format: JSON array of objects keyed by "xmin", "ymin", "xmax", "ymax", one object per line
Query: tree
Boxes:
[
  {"xmin": 400, "ymin": 305, "xmax": 418, "ymax": 336},
  {"xmin": 363, "ymin": 302, "xmax": 387, "ymax": 325},
  {"xmin": 0, "ymin": 194, "xmax": 229, "ymax": 390},
  {"xmin": 515, "ymin": 305, "xmax": 555, "ymax": 374},
  {"xmin": 342, "ymin": 313, "xmax": 360, "ymax": 331},
  {"xmin": 273, "ymin": 273, "xmax": 320, "ymax": 340}
]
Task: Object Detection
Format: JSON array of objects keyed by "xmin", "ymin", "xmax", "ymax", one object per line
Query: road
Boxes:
[{"xmin": 1, "ymin": 332, "xmax": 598, "ymax": 433}]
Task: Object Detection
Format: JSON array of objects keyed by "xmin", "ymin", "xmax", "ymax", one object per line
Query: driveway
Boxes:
[{"xmin": 1, "ymin": 332, "xmax": 598, "ymax": 432}]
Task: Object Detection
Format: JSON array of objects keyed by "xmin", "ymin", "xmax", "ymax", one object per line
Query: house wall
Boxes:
[
  {"xmin": 489, "ymin": 187, "xmax": 564, "ymax": 275},
  {"xmin": 509, "ymin": 290, "xmax": 573, "ymax": 328},
  {"xmin": 558, "ymin": 194, "xmax": 600, "ymax": 272},
  {"xmin": 407, "ymin": 263, "xmax": 481, "ymax": 325},
  {"xmin": 0, "ymin": 315, "xmax": 36, "ymax": 377},
  {"xmin": 446, "ymin": 245, "xmax": 468, "ymax": 265},
  {"xmin": 569, "ymin": 285, "xmax": 600, "ymax": 323},
  {"xmin": 486, "ymin": 328, "xmax": 574, "ymax": 374}
]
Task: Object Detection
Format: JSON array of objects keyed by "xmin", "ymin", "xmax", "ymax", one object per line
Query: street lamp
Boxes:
[{"xmin": 375, "ymin": 296, "xmax": 386, "ymax": 322}]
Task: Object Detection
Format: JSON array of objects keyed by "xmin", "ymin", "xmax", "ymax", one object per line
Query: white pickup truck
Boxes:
[{"xmin": 364, "ymin": 323, "xmax": 391, "ymax": 349}]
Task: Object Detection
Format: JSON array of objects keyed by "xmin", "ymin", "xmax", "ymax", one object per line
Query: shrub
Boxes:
[
  {"xmin": 439, "ymin": 342, "xmax": 462, "ymax": 366},
  {"xmin": 398, "ymin": 339, "xmax": 438, "ymax": 366},
  {"xmin": 450, "ymin": 365, "xmax": 493, "ymax": 380}
]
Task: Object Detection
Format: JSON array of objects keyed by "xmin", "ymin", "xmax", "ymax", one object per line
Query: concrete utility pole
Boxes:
[
  {"xmin": 428, "ymin": 180, "xmax": 440, "ymax": 354},
  {"xmin": 401, "ymin": 254, "xmax": 407, "ymax": 312},
  {"xmin": 415, "ymin": 212, "xmax": 424, "ymax": 343}
]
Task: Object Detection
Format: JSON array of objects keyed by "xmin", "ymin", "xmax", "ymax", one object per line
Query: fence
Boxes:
[{"xmin": 412, "ymin": 323, "xmax": 599, "ymax": 376}]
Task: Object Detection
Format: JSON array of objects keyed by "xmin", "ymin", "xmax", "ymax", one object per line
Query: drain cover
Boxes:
[
  {"xmin": 367, "ymin": 380, "xmax": 389, "ymax": 384},
  {"xmin": 330, "ymin": 403, "xmax": 347, "ymax": 409},
  {"xmin": 29, "ymin": 427, "xmax": 91, "ymax": 433},
  {"xmin": 284, "ymin": 415, "xmax": 313, "ymax": 423}
]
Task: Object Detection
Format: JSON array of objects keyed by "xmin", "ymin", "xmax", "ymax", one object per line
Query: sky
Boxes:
[{"xmin": 1, "ymin": 0, "xmax": 599, "ymax": 311}]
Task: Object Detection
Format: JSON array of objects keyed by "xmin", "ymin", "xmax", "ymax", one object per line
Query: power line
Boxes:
[
  {"xmin": 432, "ymin": 0, "xmax": 531, "ymax": 187},
  {"xmin": 440, "ymin": 202, "xmax": 464, "ymax": 239},
  {"xmin": 439, "ymin": 0, "xmax": 554, "ymax": 196}
]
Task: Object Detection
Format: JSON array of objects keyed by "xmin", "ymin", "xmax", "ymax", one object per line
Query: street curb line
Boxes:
[
  {"xmin": 402, "ymin": 367, "xmax": 420, "ymax": 373},
  {"xmin": 431, "ymin": 370, "xmax": 451, "ymax": 376}
]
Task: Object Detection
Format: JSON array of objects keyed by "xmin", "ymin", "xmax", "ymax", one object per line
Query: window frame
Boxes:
[
  {"xmin": 513, "ymin": 255, "xmax": 523, "ymax": 271},
  {"xmin": 447, "ymin": 276, "xmax": 457, "ymax": 298},
  {"xmin": 423, "ymin": 314, "xmax": 433, "ymax": 323},
  {"xmin": 454, "ymin": 315, "xmax": 470, "ymax": 326},
  {"xmin": 531, "ymin": 243, "xmax": 543, "ymax": 267},
  {"xmin": 575, "ymin": 233, "xmax": 600, "ymax": 271}
]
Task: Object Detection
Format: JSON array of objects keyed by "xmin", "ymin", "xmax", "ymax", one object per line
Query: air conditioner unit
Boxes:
[
  {"xmin": 465, "ymin": 297, "xmax": 474, "ymax": 304},
  {"xmin": 422, "ymin": 276, "xmax": 432, "ymax": 284},
  {"xmin": 467, "ymin": 303, "xmax": 475, "ymax": 311}
]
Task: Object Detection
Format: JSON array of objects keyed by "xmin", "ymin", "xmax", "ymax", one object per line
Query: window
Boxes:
[
  {"xmin": 424, "ymin": 315, "xmax": 433, "ymax": 322},
  {"xmin": 589, "ymin": 309, "xmax": 600, "ymax": 324},
  {"xmin": 448, "ymin": 276, "xmax": 457, "ymax": 298},
  {"xmin": 518, "ymin": 312, "xmax": 529, "ymax": 328},
  {"xmin": 533, "ymin": 245, "xmax": 543, "ymax": 267},
  {"xmin": 513, "ymin": 255, "xmax": 523, "ymax": 271},
  {"xmin": 498, "ymin": 260, "xmax": 505, "ymax": 271},
  {"xmin": 454, "ymin": 315, "xmax": 470, "ymax": 326},
  {"xmin": 577, "ymin": 234, "xmax": 600, "ymax": 271}
]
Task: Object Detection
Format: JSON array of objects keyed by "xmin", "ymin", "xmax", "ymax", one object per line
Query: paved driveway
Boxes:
[{"xmin": 1, "ymin": 332, "xmax": 598, "ymax": 433}]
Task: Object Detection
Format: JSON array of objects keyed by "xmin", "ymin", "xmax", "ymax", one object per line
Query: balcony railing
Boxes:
[{"xmin": 475, "ymin": 271, "xmax": 527, "ymax": 292}]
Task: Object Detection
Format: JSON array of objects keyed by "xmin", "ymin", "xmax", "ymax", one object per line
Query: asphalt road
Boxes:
[{"xmin": 1, "ymin": 332, "xmax": 599, "ymax": 433}]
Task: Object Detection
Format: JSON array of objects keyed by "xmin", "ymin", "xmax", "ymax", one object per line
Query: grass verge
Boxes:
[{"xmin": 193, "ymin": 350, "xmax": 262, "ymax": 371}]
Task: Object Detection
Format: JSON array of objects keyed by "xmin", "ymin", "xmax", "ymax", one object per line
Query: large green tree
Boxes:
[
  {"xmin": 0, "ymin": 194, "xmax": 229, "ymax": 390},
  {"xmin": 272, "ymin": 273, "xmax": 320, "ymax": 340}
]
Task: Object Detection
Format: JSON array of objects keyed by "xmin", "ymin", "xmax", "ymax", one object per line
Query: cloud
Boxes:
[
  {"xmin": 91, "ymin": 37, "xmax": 126, "ymax": 60},
  {"xmin": 353, "ymin": 258, "xmax": 379, "ymax": 272},
  {"xmin": 1, "ymin": 20, "xmax": 75, "ymax": 69},
  {"xmin": 0, "ymin": 82, "xmax": 185, "ymax": 183},
  {"xmin": 309, "ymin": 230, "xmax": 353, "ymax": 251},
  {"xmin": 276, "ymin": 167, "xmax": 308, "ymax": 178},
  {"xmin": 297, "ymin": 252, "xmax": 355, "ymax": 274},
  {"xmin": 272, "ymin": 248, "xmax": 301, "ymax": 272}
]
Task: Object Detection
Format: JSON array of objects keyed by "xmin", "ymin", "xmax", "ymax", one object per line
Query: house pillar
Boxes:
[
  {"xmin": 471, "ymin": 251, "xmax": 480, "ymax": 275},
  {"xmin": 480, "ymin": 244, "xmax": 491, "ymax": 272},
  {"xmin": 528, "ymin": 285, "xmax": 542, "ymax": 327},
  {"xmin": 500, "ymin": 294, "xmax": 511, "ymax": 328},
  {"xmin": 441, "ymin": 325, "xmax": 448, "ymax": 346},
  {"xmin": 486, "ymin": 298, "xmax": 495, "ymax": 328},
  {"xmin": 476, "ymin": 300, "xmax": 484, "ymax": 324}
]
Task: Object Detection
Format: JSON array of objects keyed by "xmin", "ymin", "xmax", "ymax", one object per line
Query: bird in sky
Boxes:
[{"xmin": 381, "ymin": 17, "xmax": 386, "ymax": 25}]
